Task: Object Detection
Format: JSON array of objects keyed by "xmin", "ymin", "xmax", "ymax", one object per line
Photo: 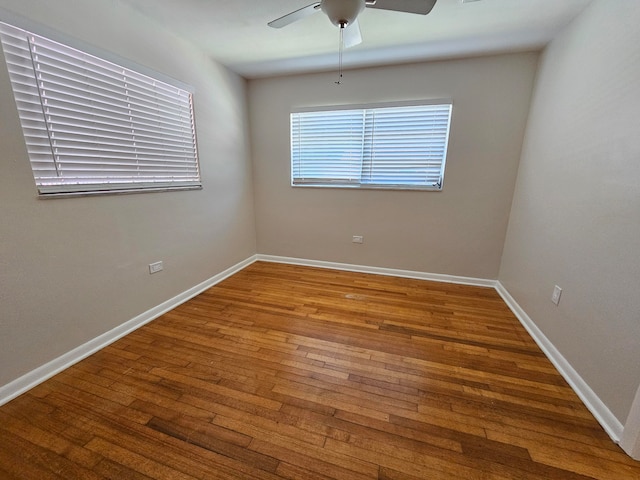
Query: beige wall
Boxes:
[
  {"xmin": 249, "ymin": 53, "xmax": 538, "ymax": 278},
  {"xmin": 499, "ymin": 0, "xmax": 640, "ymax": 423},
  {"xmin": 0, "ymin": 1, "xmax": 256, "ymax": 386}
]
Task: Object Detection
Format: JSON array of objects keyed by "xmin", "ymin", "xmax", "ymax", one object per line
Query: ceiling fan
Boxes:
[{"xmin": 268, "ymin": 0, "xmax": 438, "ymax": 49}]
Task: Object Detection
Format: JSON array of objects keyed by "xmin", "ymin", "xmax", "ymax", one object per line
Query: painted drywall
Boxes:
[
  {"xmin": 499, "ymin": 0, "xmax": 640, "ymax": 424},
  {"xmin": 0, "ymin": 1, "xmax": 256, "ymax": 387},
  {"xmin": 249, "ymin": 53, "xmax": 538, "ymax": 279}
]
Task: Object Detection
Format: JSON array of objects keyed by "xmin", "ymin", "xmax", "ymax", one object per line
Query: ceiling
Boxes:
[{"xmin": 121, "ymin": 0, "xmax": 593, "ymax": 79}]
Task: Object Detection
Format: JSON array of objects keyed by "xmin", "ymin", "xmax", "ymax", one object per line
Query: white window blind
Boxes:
[
  {"xmin": 0, "ymin": 22, "xmax": 201, "ymax": 196},
  {"xmin": 291, "ymin": 102, "xmax": 452, "ymax": 190}
]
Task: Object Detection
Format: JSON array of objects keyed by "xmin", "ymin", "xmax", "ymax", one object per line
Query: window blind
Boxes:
[
  {"xmin": 0, "ymin": 22, "xmax": 201, "ymax": 196},
  {"xmin": 291, "ymin": 109, "xmax": 365, "ymax": 184},
  {"xmin": 291, "ymin": 103, "xmax": 452, "ymax": 190}
]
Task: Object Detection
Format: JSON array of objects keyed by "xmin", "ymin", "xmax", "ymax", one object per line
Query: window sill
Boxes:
[
  {"xmin": 291, "ymin": 183, "xmax": 442, "ymax": 192},
  {"xmin": 37, "ymin": 185, "xmax": 203, "ymax": 199}
]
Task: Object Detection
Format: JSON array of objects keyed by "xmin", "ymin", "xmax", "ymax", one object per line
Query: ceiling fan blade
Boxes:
[
  {"xmin": 344, "ymin": 19, "xmax": 362, "ymax": 48},
  {"xmin": 268, "ymin": 2, "xmax": 322, "ymax": 29},
  {"xmin": 367, "ymin": 0, "xmax": 437, "ymax": 15}
]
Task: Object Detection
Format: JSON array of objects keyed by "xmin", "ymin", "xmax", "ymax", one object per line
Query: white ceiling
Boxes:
[{"xmin": 121, "ymin": 0, "xmax": 593, "ymax": 78}]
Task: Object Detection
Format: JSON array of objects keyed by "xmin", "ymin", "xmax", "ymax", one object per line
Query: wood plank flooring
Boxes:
[{"xmin": 1, "ymin": 261, "xmax": 639, "ymax": 479}]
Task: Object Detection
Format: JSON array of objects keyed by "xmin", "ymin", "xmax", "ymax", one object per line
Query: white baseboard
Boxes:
[
  {"xmin": 494, "ymin": 281, "xmax": 624, "ymax": 443},
  {"xmin": 0, "ymin": 253, "xmax": 626, "ymax": 454},
  {"xmin": 0, "ymin": 255, "xmax": 258, "ymax": 408},
  {"xmin": 256, "ymin": 255, "xmax": 497, "ymax": 288}
]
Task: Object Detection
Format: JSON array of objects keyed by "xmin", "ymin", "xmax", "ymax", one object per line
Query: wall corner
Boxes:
[{"xmin": 621, "ymin": 384, "xmax": 640, "ymax": 460}]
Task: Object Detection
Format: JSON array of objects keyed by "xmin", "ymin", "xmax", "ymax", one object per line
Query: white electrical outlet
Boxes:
[
  {"xmin": 352, "ymin": 235, "xmax": 364, "ymax": 244},
  {"xmin": 551, "ymin": 285, "xmax": 562, "ymax": 305},
  {"xmin": 149, "ymin": 261, "xmax": 163, "ymax": 274}
]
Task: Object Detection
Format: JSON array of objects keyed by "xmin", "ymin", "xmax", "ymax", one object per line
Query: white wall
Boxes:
[
  {"xmin": 249, "ymin": 53, "xmax": 538, "ymax": 279},
  {"xmin": 499, "ymin": 0, "xmax": 640, "ymax": 427},
  {"xmin": 0, "ymin": 1, "xmax": 256, "ymax": 387}
]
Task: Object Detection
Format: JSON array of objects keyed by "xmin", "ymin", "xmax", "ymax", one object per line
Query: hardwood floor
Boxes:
[{"xmin": 1, "ymin": 261, "xmax": 639, "ymax": 479}]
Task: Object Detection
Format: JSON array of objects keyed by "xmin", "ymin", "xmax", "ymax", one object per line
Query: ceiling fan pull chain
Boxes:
[{"xmin": 336, "ymin": 22, "xmax": 345, "ymax": 85}]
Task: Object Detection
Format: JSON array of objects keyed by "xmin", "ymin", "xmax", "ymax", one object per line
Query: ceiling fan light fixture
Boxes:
[{"xmin": 321, "ymin": 0, "xmax": 366, "ymax": 27}]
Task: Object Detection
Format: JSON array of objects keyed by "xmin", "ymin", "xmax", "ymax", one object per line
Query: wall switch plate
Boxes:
[
  {"xmin": 551, "ymin": 285, "xmax": 562, "ymax": 305},
  {"xmin": 149, "ymin": 261, "xmax": 163, "ymax": 274},
  {"xmin": 352, "ymin": 235, "xmax": 364, "ymax": 244}
]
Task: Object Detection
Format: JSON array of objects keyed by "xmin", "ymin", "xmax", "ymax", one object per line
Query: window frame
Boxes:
[
  {"xmin": 290, "ymin": 99, "xmax": 453, "ymax": 192},
  {"xmin": 0, "ymin": 19, "xmax": 201, "ymax": 198}
]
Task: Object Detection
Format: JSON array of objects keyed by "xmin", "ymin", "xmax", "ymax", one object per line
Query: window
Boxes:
[
  {"xmin": 291, "ymin": 102, "xmax": 452, "ymax": 190},
  {"xmin": 0, "ymin": 22, "xmax": 200, "ymax": 196}
]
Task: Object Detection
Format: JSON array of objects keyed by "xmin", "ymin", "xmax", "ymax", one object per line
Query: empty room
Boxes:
[{"xmin": 1, "ymin": 0, "xmax": 639, "ymax": 478}]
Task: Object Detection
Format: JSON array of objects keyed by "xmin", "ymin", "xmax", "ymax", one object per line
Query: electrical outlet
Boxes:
[
  {"xmin": 551, "ymin": 285, "xmax": 562, "ymax": 305},
  {"xmin": 149, "ymin": 261, "xmax": 163, "ymax": 274},
  {"xmin": 352, "ymin": 235, "xmax": 364, "ymax": 244}
]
